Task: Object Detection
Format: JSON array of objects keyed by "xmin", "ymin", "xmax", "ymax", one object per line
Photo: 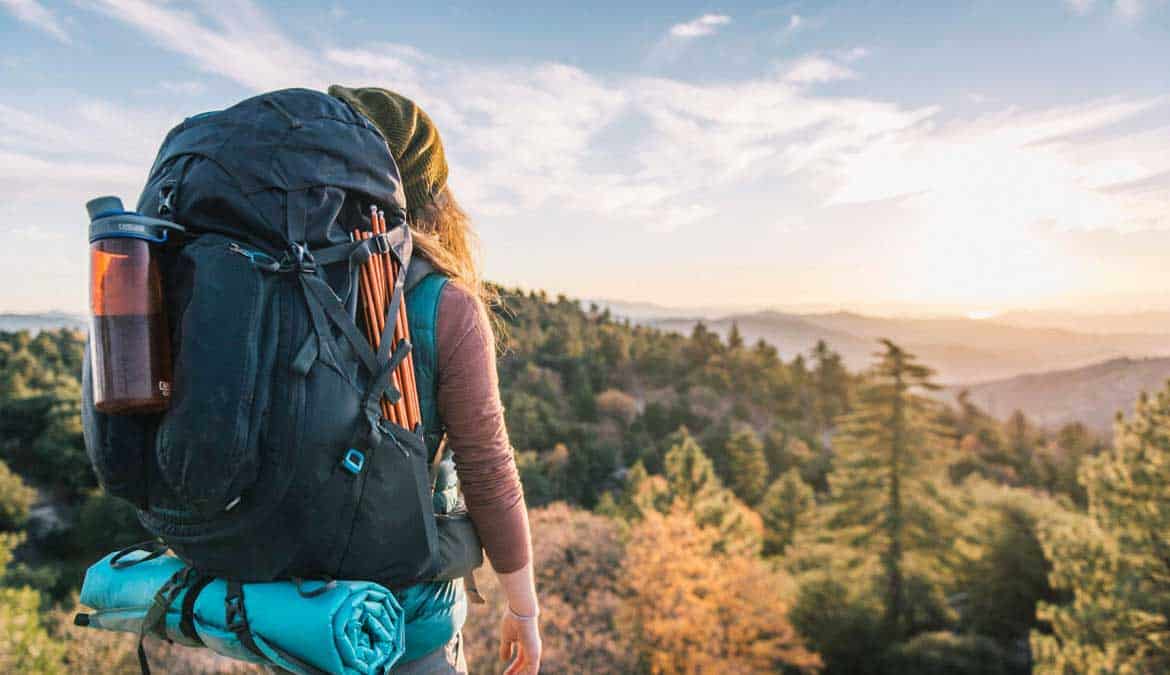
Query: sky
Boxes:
[{"xmin": 1, "ymin": 0, "xmax": 1168, "ymax": 316}]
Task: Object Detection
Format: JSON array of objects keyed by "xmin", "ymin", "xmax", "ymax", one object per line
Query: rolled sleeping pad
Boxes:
[{"xmin": 79, "ymin": 550, "xmax": 406, "ymax": 674}]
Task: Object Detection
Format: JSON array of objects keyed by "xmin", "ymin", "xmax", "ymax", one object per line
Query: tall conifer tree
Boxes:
[
  {"xmin": 824, "ymin": 340, "xmax": 954, "ymax": 640},
  {"xmin": 811, "ymin": 340, "xmax": 850, "ymax": 436},
  {"xmin": 726, "ymin": 425, "xmax": 769, "ymax": 504},
  {"xmin": 1032, "ymin": 387, "xmax": 1170, "ymax": 674}
]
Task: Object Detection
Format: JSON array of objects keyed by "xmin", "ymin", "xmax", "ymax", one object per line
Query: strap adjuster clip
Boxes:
[
  {"xmin": 341, "ymin": 448, "xmax": 365, "ymax": 474},
  {"xmin": 284, "ymin": 242, "xmax": 317, "ymax": 274},
  {"xmin": 371, "ymin": 232, "xmax": 391, "ymax": 255}
]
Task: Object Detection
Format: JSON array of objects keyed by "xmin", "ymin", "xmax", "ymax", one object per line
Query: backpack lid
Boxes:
[{"xmin": 145, "ymin": 89, "xmax": 407, "ymax": 248}]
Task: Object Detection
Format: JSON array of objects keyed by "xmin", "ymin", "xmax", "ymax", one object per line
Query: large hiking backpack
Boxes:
[{"xmin": 80, "ymin": 89, "xmax": 467, "ymax": 588}]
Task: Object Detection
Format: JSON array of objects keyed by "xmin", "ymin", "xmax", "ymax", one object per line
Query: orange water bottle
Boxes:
[{"xmin": 87, "ymin": 196, "xmax": 183, "ymax": 414}]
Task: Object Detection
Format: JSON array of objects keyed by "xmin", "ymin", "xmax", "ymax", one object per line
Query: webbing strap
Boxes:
[
  {"xmin": 311, "ymin": 227, "xmax": 406, "ymax": 267},
  {"xmin": 363, "ymin": 339, "xmax": 412, "ymax": 422},
  {"xmin": 299, "ymin": 272, "xmax": 378, "ymax": 375},
  {"xmin": 136, "ymin": 567, "xmax": 192, "ymax": 675},
  {"xmin": 111, "ymin": 540, "xmax": 168, "ymax": 569},
  {"xmin": 288, "ymin": 222, "xmax": 416, "ymax": 436},
  {"xmin": 178, "ymin": 574, "xmax": 215, "ymax": 643},
  {"xmin": 361, "ymin": 224, "xmax": 414, "ymax": 426},
  {"xmin": 225, "ymin": 580, "xmax": 266, "ymax": 661},
  {"xmin": 373, "ymin": 265, "xmax": 406, "ymax": 366}
]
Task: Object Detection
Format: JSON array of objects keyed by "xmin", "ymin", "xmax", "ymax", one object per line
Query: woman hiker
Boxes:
[{"xmin": 328, "ymin": 85, "xmax": 542, "ymax": 675}]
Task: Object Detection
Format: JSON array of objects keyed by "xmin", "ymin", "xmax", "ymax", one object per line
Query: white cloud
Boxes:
[
  {"xmin": 0, "ymin": 0, "xmax": 70, "ymax": 43},
  {"xmin": 841, "ymin": 47, "xmax": 869, "ymax": 62},
  {"xmin": 1114, "ymin": 0, "xmax": 1144, "ymax": 18},
  {"xmin": 10, "ymin": 0, "xmax": 1169, "ymax": 263},
  {"xmin": 821, "ymin": 101, "xmax": 1170, "ymax": 303},
  {"xmin": 325, "ymin": 46, "xmax": 425, "ymax": 85},
  {"xmin": 0, "ymin": 150, "xmax": 141, "ymax": 184},
  {"xmin": 787, "ymin": 14, "xmax": 803, "ymax": 30},
  {"xmin": 1066, "ymin": 0, "xmax": 1163, "ymax": 19},
  {"xmin": 86, "ymin": 0, "xmax": 320, "ymax": 90},
  {"xmin": 669, "ymin": 13, "xmax": 731, "ymax": 39},
  {"xmin": 782, "ymin": 56, "xmax": 858, "ymax": 84},
  {"xmin": 824, "ymin": 98, "xmax": 1170, "ymax": 257},
  {"xmin": 159, "ymin": 80, "xmax": 207, "ymax": 95}
]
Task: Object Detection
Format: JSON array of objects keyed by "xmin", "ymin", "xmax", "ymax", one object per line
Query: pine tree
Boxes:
[
  {"xmin": 760, "ymin": 468, "xmax": 815, "ymax": 556},
  {"xmin": 811, "ymin": 340, "xmax": 849, "ymax": 437},
  {"xmin": 951, "ymin": 481, "xmax": 1059, "ymax": 648},
  {"xmin": 664, "ymin": 430, "xmax": 723, "ymax": 503},
  {"xmin": 727, "ymin": 321, "xmax": 745, "ymax": 350},
  {"xmin": 1031, "ymin": 387, "xmax": 1170, "ymax": 674},
  {"xmin": 1003, "ymin": 409, "xmax": 1036, "ymax": 484},
  {"xmin": 725, "ymin": 425, "xmax": 769, "ymax": 504},
  {"xmin": 823, "ymin": 339, "xmax": 955, "ymax": 641},
  {"xmin": 683, "ymin": 322, "xmax": 724, "ymax": 368},
  {"xmin": 661, "ymin": 431, "xmax": 762, "ymax": 555}
]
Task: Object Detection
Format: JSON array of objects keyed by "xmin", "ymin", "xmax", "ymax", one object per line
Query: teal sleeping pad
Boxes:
[{"xmin": 79, "ymin": 550, "xmax": 465, "ymax": 673}]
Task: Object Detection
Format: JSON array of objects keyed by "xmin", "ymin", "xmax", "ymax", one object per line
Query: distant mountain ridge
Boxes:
[
  {"xmin": 943, "ymin": 356, "xmax": 1170, "ymax": 434},
  {"xmin": 651, "ymin": 310, "xmax": 1170, "ymax": 385},
  {"xmin": 0, "ymin": 313, "xmax": 85, "ymax": 334}
]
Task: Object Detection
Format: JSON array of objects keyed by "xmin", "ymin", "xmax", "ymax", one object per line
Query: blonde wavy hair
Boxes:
[{"xmin": 408, "ymin": 189, "xmax": 501, "ymax": 337}]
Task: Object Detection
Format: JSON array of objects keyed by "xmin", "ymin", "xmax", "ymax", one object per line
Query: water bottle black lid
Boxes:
[
  {"xmin": 86, "ymin": 196, "xmax": 126, "ymax": 221},
  {"xmin": 88, "ymin": 196, "xmax": 185, "ymax": 243}
]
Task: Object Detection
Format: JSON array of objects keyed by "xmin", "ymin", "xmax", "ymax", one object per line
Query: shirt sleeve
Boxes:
[{"xmin": 435, "ymin": 282, "xmax": 531, "ymax": 573}]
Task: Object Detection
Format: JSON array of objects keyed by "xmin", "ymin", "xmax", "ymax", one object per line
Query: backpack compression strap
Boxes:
[{"xmin": 289, "ymin": 221, "xmax": 417, "ymax": 441}]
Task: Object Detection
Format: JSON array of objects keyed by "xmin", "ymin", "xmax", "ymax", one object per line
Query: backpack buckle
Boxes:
[
  {"xmin": 341, "ymin": 448, "xmax": 365, "ymax": 474},
  {"xmin": 371, "ymin": 232, "xmax": 391, "ymax": 255},
  {"xmin": 282, "ymin": 242, "xmax": 317, "ymax": 274}
]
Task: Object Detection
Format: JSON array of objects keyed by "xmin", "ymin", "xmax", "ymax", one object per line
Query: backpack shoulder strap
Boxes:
[
  {"xmin": 405, "ymin": 257, "xmax": 436, "ymax": 292},
  {"xmin": 405, "ymin": 262, "xmax": 448, "ymax": 441}
]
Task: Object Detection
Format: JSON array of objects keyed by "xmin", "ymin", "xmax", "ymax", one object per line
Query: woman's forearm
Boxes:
[
  {"xmin": 496, "ymin": 561, "xmax": 539, "ymax": 616},
  {"xmin": 496, "ymin": 559, "xmax": 542, "ymax": 674}
]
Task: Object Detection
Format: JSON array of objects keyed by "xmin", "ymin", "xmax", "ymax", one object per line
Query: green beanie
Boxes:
[{"xmin": 328, "ymin": 84, "xmax": 448, "ymax": 211}]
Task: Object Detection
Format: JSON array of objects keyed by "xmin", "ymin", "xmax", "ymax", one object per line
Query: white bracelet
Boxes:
[{"xmin": 507, "ymin": 605, "xmax": 539, "ymax": 622}]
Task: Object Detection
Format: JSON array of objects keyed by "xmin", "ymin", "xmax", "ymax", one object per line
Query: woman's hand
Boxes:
[
  {"xmin": 495, "ymin": 561, "xmax": 541, "ymax": 674},
  {"xmin": 498, "ymin": 606, "xmax": 541, "ymax": 675}
]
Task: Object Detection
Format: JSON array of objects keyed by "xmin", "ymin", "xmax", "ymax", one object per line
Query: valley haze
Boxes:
[{"xmin": 10, "ymin": 297, "xmax": 1170, "ymax": 436}]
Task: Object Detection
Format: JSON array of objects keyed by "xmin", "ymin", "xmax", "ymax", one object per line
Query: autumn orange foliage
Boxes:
[{"xmin": 620, "ymin": 507, "xmax": 822, "ymax": 674}]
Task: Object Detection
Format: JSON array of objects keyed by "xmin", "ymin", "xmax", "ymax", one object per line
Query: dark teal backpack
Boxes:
[{"xmin": 80, "ymin": 89, "xmax": 480, "ymax": 591}]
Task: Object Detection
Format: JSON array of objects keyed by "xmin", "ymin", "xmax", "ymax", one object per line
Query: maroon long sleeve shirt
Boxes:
[{"xmin": 434, "ymin": 283, "xmax": 531, "ymax": 573}]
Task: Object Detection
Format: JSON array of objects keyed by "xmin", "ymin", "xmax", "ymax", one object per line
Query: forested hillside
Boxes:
[
  {"xmin": 0, "ymin": 288, "xmax": 1166, "ymax": 673},
  {"xmin": 945, "ymin": 356, "xmax": 1170, "ymax": 434}
]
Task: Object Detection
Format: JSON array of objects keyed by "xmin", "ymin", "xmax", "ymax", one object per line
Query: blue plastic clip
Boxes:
[
  {"xmin": 341, "ymin": 448, "xmax": 365, "ymax": 474},
  {"xmin": 227, "ymin": 242, "xmax": 281, "ymax": 271}
]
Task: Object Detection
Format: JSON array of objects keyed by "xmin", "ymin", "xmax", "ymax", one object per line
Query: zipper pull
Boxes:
[{"xmin": 227, "ymin": 242, "xmax": 280, "ymax": 271}]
